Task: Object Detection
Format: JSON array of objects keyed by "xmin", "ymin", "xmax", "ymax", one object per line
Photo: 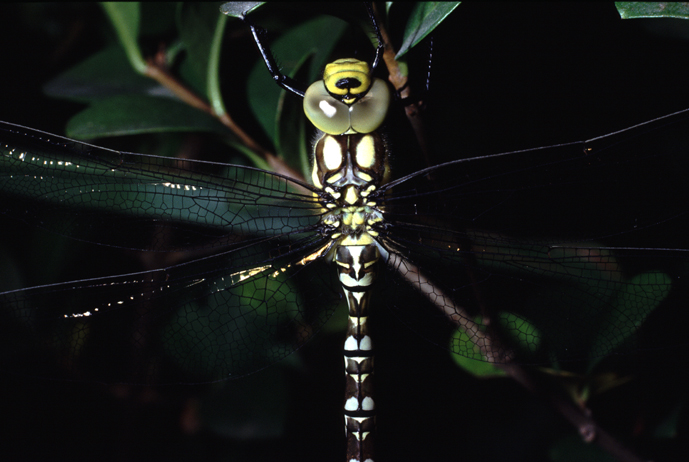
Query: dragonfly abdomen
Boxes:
[{"xmin": 336, "ymin": 243, "xmax": 381, "ymax": 462}]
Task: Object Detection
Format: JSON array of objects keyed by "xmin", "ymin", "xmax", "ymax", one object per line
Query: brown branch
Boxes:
[
  {"xmin": 387, "ymin": 252, "xmax": 512, "ymax": 363},
  {"xmin": 143, "ymin": 58, "xmax": 305, "ymax": 183},
  {"xmin": 369, "ymin": 4, "xmax": 647, "ymax": 460},
  {"xmin": 502, "ymin": 362, "xmax": 648, "ymax": 462},
  {"xmin": 388, "ymin": 252, "xmax": 647, "ymax": 462},
  {"xmin": 370, "ymin": 3, "xmax": 433, "ymax": 169}
]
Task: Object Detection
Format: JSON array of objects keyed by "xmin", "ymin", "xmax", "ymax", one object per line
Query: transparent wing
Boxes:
[
  {"xmin": 0, "ymin": 121, "xmax": 321, "ymax": 251},
  {"xmin": 0, "ymin": 122, "xmax": 340, "ymax": 384},
  {"xmin": 4, "ymin": 107, "xmax": 689, "ymax": 383},
  {"xmin": 375, "ymin": 108, "xmax": 689, "ymax": 366}
]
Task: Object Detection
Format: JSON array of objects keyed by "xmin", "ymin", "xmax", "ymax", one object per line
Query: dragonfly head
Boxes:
[{"xmin": 304, "ymin": 59, "xmax": 391, "ymax": 136}]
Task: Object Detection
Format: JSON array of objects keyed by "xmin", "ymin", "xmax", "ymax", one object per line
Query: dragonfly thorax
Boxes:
[
  {"xmin": 311, "ymin": 90, "xmax": 390, "ymax": 263},
  {"xmin": 314, "ymin": 129, "xmax": 387, "ymax": 244},
  {"xmin": 322, "ymin": 206, "xmax": 384, "ymax": 245},
  {"xmin": 311, "ymin": 132, "xmax": 388, "ymax": 190}
]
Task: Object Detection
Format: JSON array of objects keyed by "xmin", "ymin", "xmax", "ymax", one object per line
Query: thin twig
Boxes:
[
  {"xmin": 388, "ymin": 252, "xmax": 648, "ymax": 462},
  {"xmin": 370, "ymin": 3, "xmax": 433, "ymax": 169},
  {"xmin": 143, "ymin": 58, "xmax": 305, "ymax": 182}
]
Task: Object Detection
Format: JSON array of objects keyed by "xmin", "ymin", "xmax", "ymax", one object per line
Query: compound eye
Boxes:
[
  {"xmin": 350, "ymin": 78, "xmax": 390, "ymax": 134},
  {"xmin": 304, "ymin": 81, "xmax": 350, "ymax": 135},
  {"xmin": 304, "ymin": 78, "xmax": 390, "ymax": 135}
]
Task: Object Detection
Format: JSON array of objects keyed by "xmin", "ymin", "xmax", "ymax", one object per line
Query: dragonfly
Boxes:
[{"xmin": 1, "ymin": 3, "xmax": 689, "ymax": 462}]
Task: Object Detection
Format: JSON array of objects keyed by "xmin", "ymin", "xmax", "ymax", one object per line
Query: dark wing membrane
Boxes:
[
  {"xmin": 0, "ymin": 235, "xmax": 340, "ymax": 383},
  {"xmin": 0, "ymin": 121, "xmax": 322, "ymax": 252},
  {"xmin": 375, "ymin": 108, "xmax": 689, "ymax": 365},
  {"xmin": 0, "ymin": 121, "xmax": 342, "ymax": 384}
]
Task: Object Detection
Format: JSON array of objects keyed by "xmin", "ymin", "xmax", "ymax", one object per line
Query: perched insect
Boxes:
[{"xmin": 1, "ymin": 3, "xmax": 688, "ymax": 461}]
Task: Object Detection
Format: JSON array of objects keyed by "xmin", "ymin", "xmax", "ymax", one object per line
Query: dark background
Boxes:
[{"xmin": 1, "ymin": 2, "xmax": 688, "ymax": 461}]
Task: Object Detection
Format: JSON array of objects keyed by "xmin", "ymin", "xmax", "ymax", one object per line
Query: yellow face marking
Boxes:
[
  {"xmin": 355, "ymin": 135, "xmax": 376, "ymax": 169},
  {"xmin": 323, "ymin": 59, "xmax": 372, "ymax": 98}
]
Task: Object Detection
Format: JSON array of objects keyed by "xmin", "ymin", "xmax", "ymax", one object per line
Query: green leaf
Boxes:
[
  {"xmin": 588, "ymin": 271, "xmax": 671, "ymax": 368},
  {"xmin": 449, "ymin": 328, "xmax": 506, "ymax": 378},
  {"xmin": 176, "ymin": 2, "xmax": 222, "ymax": 98},
  {"xmin": 219, "ymin": 2, "xmax": 264, "ymax": 19},
  {"xmin": 43, "ymin": 46, "xmax": 160, "ymax": 104},
  {"xmin": 101, "ymin": 2, "xmax": 147, "ymax": 74},
  {"xmin": 616, "ymin": 2, "xmax": 689, "ymax": 20},
  {"xmin": 208, "ymin": 13, "xmax": 229, "ymax": 118},
  {"xmin": 498, "ymin": 311, "xmax": 542, "ymax": 354},
  {"xmin": 64, "ymin": 95, "xmax": 230, "ymax": 139},
  {"xmin": 162, "ymin": 266, "xmax": 303, "ymax": 378},
  {"xmin": 396, "ymin": 2, "xmax": 461, "ymax": 58},
  {"xmin": 247, "ymin": 15, "xmax": 348, "ymax": 174},
  {"xmin": 472, "ymin": 236, "xmax": 657, "ymax": 364},
  {"xmin": 138, "ymin": 2, "xmax": 178, "ymax": 37}
]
